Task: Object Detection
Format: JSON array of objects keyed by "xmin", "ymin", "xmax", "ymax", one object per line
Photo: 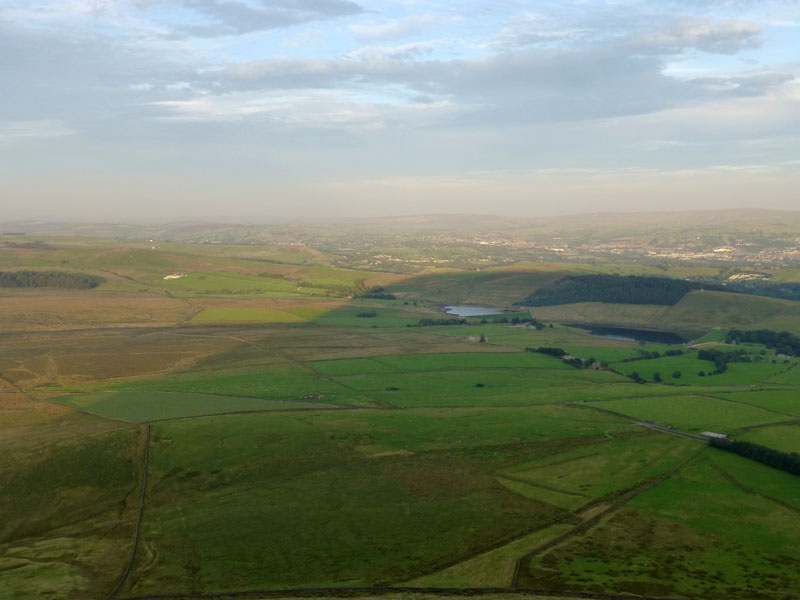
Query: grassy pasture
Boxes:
[
  {"xmin": 765, "ymin": 363, "xmax": 800, "ymax": 385},
  {"xmin": 532, "ymin": 291, "xmax": 800, "ymax": 337},
  {"xmin": 0, "ymin": 289, "xmax": 193, "ymax": 331},
  {"xmin": 406, "ymin": 523, "xmax": 576, "ymax": 587},
  {"xmin": 198, "ymin": 243, "xmax": 337, "ymax": 267},
  {"xmin": 308, "ymin": 351, "xmax": 571, "ymax": 377},
  {"xmin": 388, "ymin": 262, "xmax": 723, "ymax": 306},
  {"xmin": 610, "ymin": 353, "xmax": 796, "ymax": 386},
  {"xmin": 713, "ymin": 389, "xmax": 800, "ymax": 415},
  {"xmin": 610, "ymin": 353, "xmax": 709, "ymax": 382},
  {"xmin": 692, "ymin": 329, "xmax": 730, "ymax": 344},
  {"xmin": 0, "ymin": 237, "xmax": 399, "ymax": 292},
  {"xmin": 499, "ymin": 433, "xmax": 701, "ymax": 509},
  {"xmin": 193, "ymin": 308, "xmax": 307, "ymax": 322},
  {"xmin": 0, "ymin": 427, "xmax": 139, "ymax": 542},
  {"xmin": 389, "ymin": 269, "xmax": 565, "ymax": 306},
  {"xmin": 331, "ymin": 368, "xmax": 636, "ymax": 408},
  {"xmin": 309, "ymin": 302, "xmax": 440, "ymax": 328},
  {"xmin": 5, "ymin": 240, "xmax": 800, "ymax": 598},
  {"xmin": 519, "ymin": 452, "xmax": 800, "ymax": 599},
  {"xmin": 160, "ymin": 272, "xmax": 322, "ymax": 295},
  {"xmin": 423, "ymin": 323, "xmax": 675, "ymax": 363},
  {"xmin": 411, "ymin": 433, "xmax": 702, "ymax": 588},
  {"xmin": 0, "ymin": 327, "xmax": 242, "ymax": 387},
  {"xmin": 326, "ymin": 404, "xmax": 638, "ymax": 454},
  {"xmin": 0, "ymin": 392, "xmax": 71, "ymax": 433},
  {"xmin": 594, "ymin": 395, "xmax": 783, "ymax": 433},
  {"xmin": 51, "ymin": 390, "xmax": 330, "ymax": 422},
  {"xmin": 127, "ymin": 409, "xmax": 629, "ymax": 593},
  {"xmin": 738, "ymin": 424, "xmax": 800, "ymax": 455},
  {"xmin": 0, "ymin": 422, "xmax": 142, "ymax": 600},
  {"xmin": 100, "ymin": 364, "xmax": 376, "ymax": 408}
]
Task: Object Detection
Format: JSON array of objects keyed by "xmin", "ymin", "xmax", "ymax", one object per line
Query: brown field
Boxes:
[
  {"xmin": 0, "ymin": 327, "xmax": 240, "ymax": 386},
  {"xmin": 0, "ymin": 393, "xmax": 71, "ymax": 431},
  {"xmin": 0, "ymin": 290, "xmax": 193, "ymax": 330}
]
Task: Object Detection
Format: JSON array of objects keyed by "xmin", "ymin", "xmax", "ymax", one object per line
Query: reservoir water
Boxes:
[
  {"xmin": 577, "ymin": 326, "xmax": 688, "ymax": 345},
  {"xmin": 444, "ymin": 305, "xmax": 505, "ymax": 317}
]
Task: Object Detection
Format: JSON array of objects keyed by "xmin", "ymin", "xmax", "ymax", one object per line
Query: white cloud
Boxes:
[
  {"xmin": 153, "ymin": 89, "xmax": 460, "ymax": 129},
  {"xmin": 0, "ymin": 120, "xmax": 75, "ymax": 141},
  {"xmin": 345, "ymin": 41, "xmax": 438, "ymax": 61},
  {"xmin": 635, "ymin": 18, "xmax": 762, "ymax": 54},
  {"xmin": 349, "ymin": 13, "xmax": 458, "ymax": 41}
]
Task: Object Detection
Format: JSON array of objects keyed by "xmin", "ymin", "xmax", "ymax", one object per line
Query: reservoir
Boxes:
[
  {"xmin": 444, "ymin": 305, "xmax": 505, "ymax": 317},
  {"xmin": 576, "ymin": 326, "xmax": 689, "ymax": 345}
]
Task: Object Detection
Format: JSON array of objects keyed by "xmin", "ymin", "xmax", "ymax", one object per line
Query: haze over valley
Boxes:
[{"xmin": 4, "ymin": 1, "xmax": 800, "ymax": 599}]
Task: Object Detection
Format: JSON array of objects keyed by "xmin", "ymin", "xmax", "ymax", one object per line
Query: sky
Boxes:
[{"xmin": 1, "ymin": 0, "xmax": 799, "ymax": 222}]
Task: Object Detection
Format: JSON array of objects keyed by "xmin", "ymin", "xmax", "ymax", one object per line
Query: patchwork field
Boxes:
[{"xmin": 4, "ymin": 236, "xmax": 800, "ymax": 600}]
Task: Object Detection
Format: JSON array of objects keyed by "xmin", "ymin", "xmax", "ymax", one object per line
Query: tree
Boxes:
[
  {"xmin": 672, "ymin": 370, "xmax": 682, "ymax": 379},
  {"xmin": 653, "ymin": 371, "xmax": 662, "ymax": 382},
  {"xmin": 479, "ymin": 333, "xmax": 487, "ymax": 343}
]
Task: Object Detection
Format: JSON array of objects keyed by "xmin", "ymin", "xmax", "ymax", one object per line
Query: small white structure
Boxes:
[
  {"xmin": 701, "ymin": 431, "xmax": 729, "ymax": 440},
  {"xmin": 163, "ymin": 272, "xmax": 187, "ymax": 280}
]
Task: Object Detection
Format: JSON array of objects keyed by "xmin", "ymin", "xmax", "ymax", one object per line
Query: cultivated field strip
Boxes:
[
  {"xmin": 115, "ymin": 585, "xmax": 690, "ymax": 600},
  {"xmin": 509, "ymin": 448, "xmax": 706, "ymax": 587},
  {"xmin": 107, "ymin": 424, "xmax": 151, "ymax": 600}
]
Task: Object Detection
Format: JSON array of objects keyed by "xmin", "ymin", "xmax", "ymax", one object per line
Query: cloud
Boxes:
[
  {"xmin": 211, "ymin": 41, "xmax": 793, "ymax": 129},
  {"xmin": 0, "ymin": 120, "xmax": 75, "ymax": 141},
  {"xmin": 153, "ymin": 89, "xmax": 460, "ymax": 130},
  {"xmin": 345, "ymin": 41, "xmax": 437, "ymax": 61},
  {"xmin": 349, "ymin": 13, "xmax": 457, "ymax": 41},
  {"xmin": 177, "ymin": 0, "xmax": 364, "ymax": 37},
  {"xmin": 2, "ymin": 0, "xmax": 800, "ymax": 222},
  {"xmin": 485, "ymin": 11, "xmax": 591, "ymax": 50},
  {"xmin": 635, "ymin": 18, "xmax": 762, "ymax": 54}
]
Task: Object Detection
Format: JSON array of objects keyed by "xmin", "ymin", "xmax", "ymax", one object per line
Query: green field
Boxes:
[
  {"xmin": 310, "ymin": 302, "xmax": 441, "ymax": 328},
  {"xmin": 333, "ymin": 368, "xmax": 632, "ymax": 407},
  {"xmin": 5, "ymin": 234, "xmax": 800, "ymax": 600},
  {"xmin": 98, "ymin": 364, "xmax": 377, "ymax": 409},
  {"xmin": 51, "ymin": 390, "xmax": 330, "ymax": 422},
  {"xmin": 517, "ymin": 450, "xmax": 800, "ymax": 598},
  {"xmin": 308, "ymin": 351, "xmax": 571, "ymax": 375},
  {"xmin": 611, "ymin": 354, "xmax": 796, "ymax": 386},
  {"xmin": 738, "ymin": 424, "xmax": 800, "ymax": 454},
  {"xmin": 594, "ymin": 395, "xmax": 783, "ymax": 433},
  {"xmin": 193, "ymin": 308, "xmax": 308, "ymax": 322},
  {"xmin": 533, "ymin": 290, "xmax": 800, "ymax": 338},
  {"xmin": 713, "ymin": 389, "xmax": 800, "ymax": 415},
  {"xmin": 498, "ymin": 434, "xmax": 701, "ymax": 509},
  {"xmin": 0, "ymin": 423, "xmax": 142, "ymax": 599},
  {"xmin": 127, "ymin": 408, "xmax": 624, "ymax": 593}
]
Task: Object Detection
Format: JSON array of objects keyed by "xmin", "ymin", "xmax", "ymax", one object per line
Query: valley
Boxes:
[{"xmin": 2, "ymin": 225, "xmax": 800, "ymax": 600}]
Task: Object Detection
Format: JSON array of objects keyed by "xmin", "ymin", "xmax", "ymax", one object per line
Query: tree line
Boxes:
[
  {"xmin": 726, "ymin": 329, "xmax": 800, "ymax": 357},
  {"xmin": 697, "ymin": 348, "xmax": 750, "ymax": 374},
  {"xmin": 710, "ymin": 438, "xmax": 800, "ymax": 477},
  {"xmin": 525, "ymin": 346, "xmax": 595, "ymax": 369},
  {"xmin": 621, "ymin": 348, "xmax": 684, "ymax": 363},
  {"xmin": 724, "ymin": 280, "xmax": 800, "ymax": 303},
  {"xmin": 0, "ymin": 270, "xmax": 105, "ymax": 289},
  {"xmin": 408, "ymin": 318, "xmax": 467, "ymax": 327},
  {"xmin": 515, "ymin": 274, "xmax": 703, "ymax": 307}
]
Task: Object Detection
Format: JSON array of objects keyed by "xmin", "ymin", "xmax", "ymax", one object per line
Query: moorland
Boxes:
[{"xmin": 2, "ymin": 215, "xmax": 800, "ymax": 600}]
